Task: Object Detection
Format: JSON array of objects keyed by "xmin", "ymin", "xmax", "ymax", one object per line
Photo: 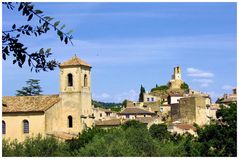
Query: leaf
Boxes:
[
  {"xmin": 16, "ymin": 34, "xmax": 20, "ymax": 38},
  {"xmin": 57, "ymin": 30, "xmax": 63, "ymax": 37},
  {"xmin": 26, "ymin": 31, "xmax": 30, "ymax": 35},
  {"xmin": 60, "ymin": 35, "xmax": 63, "ymax": 41},
  {"xmin": 46, "ymin": 48, "xmax": 51, "ymax": 53},
  {"xmin": 12, "ymin": 24, "xmax": 16, "ymax": 29},
  {"xmin": 67, "ymin": 30, "xmax": 74, "ymax": 35},
  {"xmin": 54, "ymin": 21, "xmax": 60, "ymax": 27},
  {"xmin": 35, "ymin": 9, "xmax": 43, "ymax": 14},
  {"xmin": 64, "ymin": 37, "xmax": 68, "ymax": 44},
  {"xmin": 13, "ymin": 60, "xmax": 17, "ymax": 64},
  {"xmin": 18, "ymin": 3, "xmax": 24, "ymax": 11},
  {"xmin": 39, "ymin": 48, "xmax": 44, "ymax": 54},
  {"xmin": 28, "ymin": 14, "xmax": 33, "ymax": 21},
  {"xmin": 60, "ymin": 24, "xmax": 66, "ymax": 30},
  {"xmin": 2, "ymin": 53, "xmax": 6, "ymax": 60}
]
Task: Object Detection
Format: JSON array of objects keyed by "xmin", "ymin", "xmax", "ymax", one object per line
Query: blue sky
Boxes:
[{"xmin": 2, "ymin": 2, "xmax": 237, "ymax": 102}]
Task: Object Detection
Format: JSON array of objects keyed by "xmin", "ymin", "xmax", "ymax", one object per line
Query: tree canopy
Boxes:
[
  {"xmin": 138, "ymin": 84, "xmax": 146, "ymax": 102},
  {"xmin": 2, "ymin": 2, "xmax": 73, "ymax": 72},
  {"xmin": 16, "ymin": 79, "xmax": 43, "ymax": 96}
]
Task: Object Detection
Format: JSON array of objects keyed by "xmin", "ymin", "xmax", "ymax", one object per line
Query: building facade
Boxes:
[{"xmin": 2, "ymin": 56, "xmax": 94, "ymax": 141}]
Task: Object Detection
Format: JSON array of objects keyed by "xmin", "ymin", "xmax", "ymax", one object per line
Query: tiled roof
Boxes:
[
  {"xmin": 118, "ymin": 107, "xmax": 155, "ymax": 115},
  {"xmin": 2, "ymin": 95, "xmax": 60, "ymax": 113},
  {"xmin": 95, "ymin": 119, "xmax": 121, "ymax": 126},
  {"xmin": 47, "ymin": 132, "xmax": 78, "ymax": 140},
  {"xmin": 93, "ymin": 107, "xmax": 112, "ymax": 113},
  {"xmin": 60, "ymin": 56, "xmax": 91, "ymax": 68},
  {"xmin": 135, "ymin": 117, "xmax": 156, "ymax": 124},
  {"xmin": 175, "ymin": 124, "xmax": 196, "ymax": 132}
]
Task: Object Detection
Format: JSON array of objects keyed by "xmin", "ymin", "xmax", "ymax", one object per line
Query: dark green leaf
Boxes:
[
  {"xmin": 2, "ymin": 53, "xmax": 6, "ymax": 60},
  {"xmin": 60, "ymin": 24, "xmax": 66, "ymax": 30},
  {"xmin": 16, "ymin": 34, "xmax": 20, "ymax": 38},
  {"xmin": 18, "ymin": 3, "xmax": 24, "ymax": 11},
  {"xmin": 46, "ymin": 48, "xmax": 51, "ymax": 53},
  {"xmin": 54, "ymin": 21, "xmax": 60, "ymax": 27},
  {"xmin": 26, "ymin": 31, "xmax": 30, "ymax": 35},
  {"xmin": 12, "ymin": 24, "xmax": 16, "ymax": 29},
  {"xmin": 64, "ymin": 37, "xmax": 68, "ymax": 44},
  {"xmin": 39, "ymin": 48, "xmax": 44, "ymax": 54},
  {"xmin": 35, "ymin": 9, "xmax": 43, "ymax": 14},
  {"xmin": 28, "ymin": 14, "xmax": 33, "ymax": 21},
  {"xmin": 13, "ymin": 60, "xmax": 17, "ymax": 64}
]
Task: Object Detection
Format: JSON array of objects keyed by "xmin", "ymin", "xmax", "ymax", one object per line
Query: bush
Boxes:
[{"xmin": 151, "ymin": 85, "xmax": 169, "ymax": 92}]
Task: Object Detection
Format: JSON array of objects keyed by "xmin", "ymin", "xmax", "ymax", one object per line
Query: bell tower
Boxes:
[{"xmin": 59, "ymin": 55, "xmax": 93, "ymax": 134}]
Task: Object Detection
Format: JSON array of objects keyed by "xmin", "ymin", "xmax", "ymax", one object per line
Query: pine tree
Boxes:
[
  {"xmin": 139, "ymin": 85, "xmax": 146, "ymax": 102},
  {"xmin": 16, "ymin": 79, "xmax": 43, "ymax": 96}
]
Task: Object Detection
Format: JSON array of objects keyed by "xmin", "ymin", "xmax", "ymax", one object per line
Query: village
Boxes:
[{"xmin": 2, "ymin": 56, "xmax": 237, "ymax": 141}]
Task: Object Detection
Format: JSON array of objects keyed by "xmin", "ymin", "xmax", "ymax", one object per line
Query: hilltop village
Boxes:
[{"xmin": 2, "ymin": 56, "xmax": 237, "ymax": 141}]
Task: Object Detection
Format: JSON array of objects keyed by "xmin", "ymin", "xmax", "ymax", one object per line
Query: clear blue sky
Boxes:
[{"xmin": 2, "ymin": 2, "xmax": 237, "ymax": 102}]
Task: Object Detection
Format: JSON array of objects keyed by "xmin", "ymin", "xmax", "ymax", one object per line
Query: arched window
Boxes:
[
  {"xmin": 23, "ymin": 120, "xmax": 29, "ymax": 134},
  {"xmin": 84, "ymin": 74, "xmax": 88, "ymax": 87},
  {"xmin": 68, "ymin": 115, "xmax": 73, "ymax": 128},
  {"xmin": 2, "ymin": 120, "xmax": 6, "ymax": 134},
  {"xmin": 67, "ymin": 73, "xmax": 73, "ymax": 86}
]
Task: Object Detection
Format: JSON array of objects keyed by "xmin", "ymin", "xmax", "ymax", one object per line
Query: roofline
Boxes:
[
  {"xmin": 3, "ymin": 111, "xmax": 45, "ymax": 114},
  {"xmin": 59, "ymin": 64, "xmax": 92, "ymax": 69}
]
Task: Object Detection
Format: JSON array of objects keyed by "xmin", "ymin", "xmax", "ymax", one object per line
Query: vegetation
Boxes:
[
  {"xmin": 151, "ymin": 85, "xmax": 169, "ymax": 92},
  {"xmin": 3, "ymin": 2, "xmax": 73, "ymax": 72},
  {"xmin": 138, "ymin": 84, "xmax": 146, "ymax": 102},
  {"xmin": 16, "ymin": 79, "xmax": 42, "ymax": 96},
  {"xmin": 181, "ymin": 82, "xmax": 189, "ymax": 92},
  {"xmin": 3, "ymin": 103, "xmax": 236, "ymax": 157}
]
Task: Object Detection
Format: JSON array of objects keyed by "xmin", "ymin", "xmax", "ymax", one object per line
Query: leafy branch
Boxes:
[{"xmin": 2, "ymin": 2, "xmax": 74, "ymax": 72}]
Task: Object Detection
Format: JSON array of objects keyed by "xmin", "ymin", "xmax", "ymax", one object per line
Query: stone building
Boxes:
[
  {"xmin": 2, "ymin": 56, "xmax": 94, "ymax": 141},
  {"xmin": 168, "ymin": 66, "xmax": 184, "ymax": 89}
]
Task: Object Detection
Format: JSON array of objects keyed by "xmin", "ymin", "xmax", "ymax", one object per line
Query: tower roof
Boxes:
[{"xmin": 60, "ymin": 56, "xmax": 91, "ymax": 68}]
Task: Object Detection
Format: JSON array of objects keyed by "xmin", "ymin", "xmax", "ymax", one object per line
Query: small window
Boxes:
[
  {"xmin": 151, "ymin": 98, "xmax": 154, "ymax": 101},
  {"xmin": 126, "ymin": 115, "xmax": 130, "ymax": 118},
  {"xmin": 23, "ymin": 120, "xmax": 29, "ymax": 134},
  {"xmin": 84, "ymin": 74, "xmax": 88, "ymax": 87},
  {"xmin": 100, "ymin": 113, "xmax": 102, "ymax": 117},
  {"xmin": 2, "ymin": 120, "xmax": 6, "ymax": 134},
  {"xmin": 68, "ymin": 115, "xmax": 73, "ymax": 128},
  {"xmin": 67, "ymin": 73, "xmax": 73, "ymax": 86},
  {"xmin": 147, "ymin": 98, "xmax": 150, "ymax": 101}
]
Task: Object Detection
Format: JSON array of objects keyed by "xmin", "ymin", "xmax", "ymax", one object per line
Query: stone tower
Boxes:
[
  {"xmin": 59, "ymin": 55, "xmax": 93, "ymax": 134},
  {"xmin": 169, "ymin": 66, "xmax": 183, "ymax": 89}
]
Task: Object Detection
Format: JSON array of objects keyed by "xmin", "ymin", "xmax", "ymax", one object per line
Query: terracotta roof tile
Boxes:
[
  {"xmin": 60, "ymin": 56, "xmax": 91, "ymax": 68},
  {"xmin": 175, "ymin": 124, "xmax": 196, "ymax": 132},
  {"xmin": 118, "ymin": 107, "xmax": 155, "ymax": 115},
  {"xmin": 2, "ymin": 95, "xmax": 60, "ymax": 113},
  {"xmin": 95, "ymin": 119, "xmax": 121, "ymax": 126}
]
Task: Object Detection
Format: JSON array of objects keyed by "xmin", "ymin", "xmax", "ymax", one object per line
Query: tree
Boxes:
[
  {"xmin": 16, "ymin": 79, "xmax": 43, "ymax": 96},
  {"xmin": 149, "ymin": 124, "xmax": 171, "ymax": 142},
  {"xmin": 138, "ymin": 84, "xmax": 146, "ymax": 102},
  {"xmin": 2, "ymin": 2, "xmax": 73, "ymax": 72},
  {"xmin": 180, "ymin": 82, "xmax": 189, "ymax": 92},
  {"xmin": 196, "ymin": 103, "xmax": 237, "ymax": 156}
]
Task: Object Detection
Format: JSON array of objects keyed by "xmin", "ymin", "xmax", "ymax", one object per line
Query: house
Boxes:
[
  {"xmin": 168, "ymin": 123, "xmax": 197, "ymax": 136},
  {"xmin": 2, "ymin": 56, "xmax": 94, "ymax": 141},
  {"xmin": 93, "ymin": 107, "xmax": 117, "ymax": 121},
  {"xmin": 117, "ymin": 107, "xmax": 156, "ymax": 119}
]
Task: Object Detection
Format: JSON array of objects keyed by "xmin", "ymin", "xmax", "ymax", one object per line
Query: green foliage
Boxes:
[
  {"xmin": 2, "ymin": 2, "xmax": 73, "ymax": 72},
  {"xmin": 139, "ymin": 84, "xmax": 146, "ymax": 102},
  {"xmin": 149, "ymin": 124, "xmax": 171, "ymax": 141},
  {"xmin": 196, "ymin": 103, "xmax": 237, "ymax": 157},
  {"xmin": 16, "ymin": 79, "xmax": 42, "ymax": 96},
  {"xmin": 151, "ymin": 85, "xmax": 169, "ymax": 92},
  {"xmin": 2, "ymin": 103, "xmax": 237, "ymax": 157},
  {"xmin": 181, "ymin": 82, "xmax": 189, "ymax": 92},
  {"xmin": 92, "ymin": 100, "xmax": 122, "ymax": 109},
  {"xmin": 2, "ymin": 135, "xmax": 70, "ymax": 157},
  {"xmin": 67, "ymin": 127, "xmax": 107, "ymax": 155}
]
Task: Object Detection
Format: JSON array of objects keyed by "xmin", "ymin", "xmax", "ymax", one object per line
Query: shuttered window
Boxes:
[
  {"xmin": 2, "ymin": 121, "xmax": 6, "ymax": 134},
  {"xmin": 23, "ymin": 120, "xmax": 29, "ymax": 134}
]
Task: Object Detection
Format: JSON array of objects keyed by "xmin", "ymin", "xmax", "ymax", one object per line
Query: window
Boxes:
[
  {"xmin": 68, "ymin": 116, "xmax": 73, "ymax": 128},
  {"xmin": 23, "ymin": 120, "xmax": 29, "ymax": 134},
  {"xmin": 67, "ymin": 73, "xmax": 73, "ymax": 86},
  {"xmin": 147, "ymin": 98, "xmax": 150, "ymax": 101},
  {"xmin": 100, "ymin": 113, "xmax": 102, "ymax": 117},
  {"xmin": 151, "ymin": 98, "xmax": 154, "ymax": 101},
  {"xmin": 2, "ymin": 121, "xmax": 6, "ymax": 134},
  {"xmin": 84, "ymin": 74, "xmax": 88, "ymax": 87},
  {"xmin": 126, "ymin": 115, "xmax": 130, "ymax": 118}
]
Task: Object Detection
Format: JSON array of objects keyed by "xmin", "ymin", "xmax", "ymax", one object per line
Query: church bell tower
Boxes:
[{"xmin": 59, "ymin": 55, "xmax": 93, "ymax": 134}]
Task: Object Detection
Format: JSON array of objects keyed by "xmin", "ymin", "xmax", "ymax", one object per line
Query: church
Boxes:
[{"xmin": 2, "ymin": 56, "xmax": 94, "ymax": 141}]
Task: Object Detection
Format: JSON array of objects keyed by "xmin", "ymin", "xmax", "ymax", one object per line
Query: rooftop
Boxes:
[
  {"xmin": 118, "ymin": 107, "xmax": 155, "ymax": 115},
  {"xmin": 60, "ymin": 55, "xmax": 91, "ymax": 68},
  {"xmin": 2, "ymin": 95, "xmax": 60, "ymax": 113},
  {"xmin": 95, "ymin": 119, "xmax": 121, "ymax": 126}
]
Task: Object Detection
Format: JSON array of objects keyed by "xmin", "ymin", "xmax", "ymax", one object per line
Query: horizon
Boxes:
[{"xmin": 2, "ymin": 2, "xmax": 237, "ymax": 103}]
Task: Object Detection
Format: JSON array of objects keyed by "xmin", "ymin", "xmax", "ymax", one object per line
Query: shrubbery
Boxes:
[{"xmin": 2, "ymin": 103, "xmax": 237, "ymax": 157}]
